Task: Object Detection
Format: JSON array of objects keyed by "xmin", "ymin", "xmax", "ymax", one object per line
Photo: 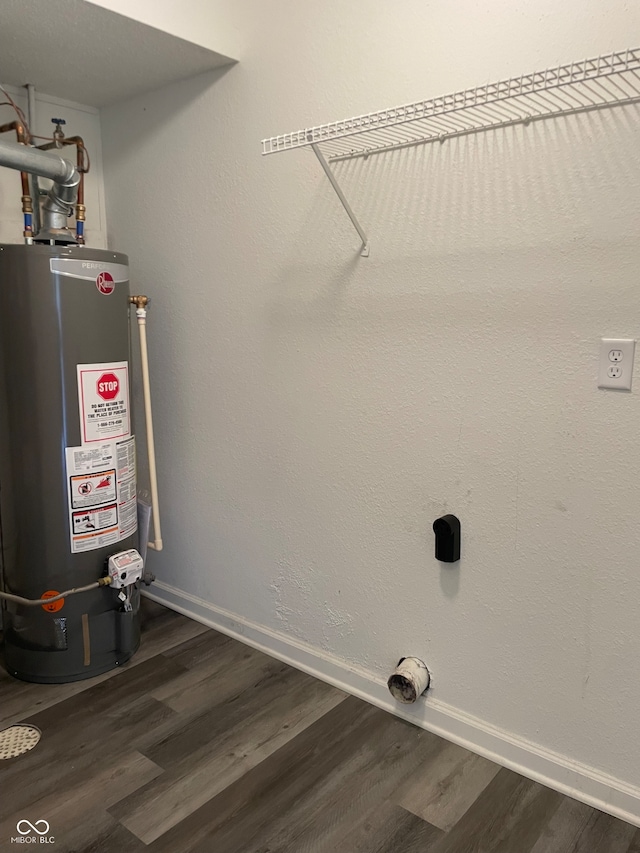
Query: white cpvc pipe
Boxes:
[{"xmin": 131, "ymin": 297, "xmax": 163, "ymax": 552}]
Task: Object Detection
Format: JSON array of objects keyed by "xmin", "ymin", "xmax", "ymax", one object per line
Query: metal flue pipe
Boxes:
[{"xmin": 0, "ymin": 137, "xmax": 80, "ymax": 239}]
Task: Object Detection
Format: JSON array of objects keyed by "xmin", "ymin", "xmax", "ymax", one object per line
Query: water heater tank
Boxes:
[{"xmin": 0, "ymin": 244, "xmax": 140, "ymax": 682}]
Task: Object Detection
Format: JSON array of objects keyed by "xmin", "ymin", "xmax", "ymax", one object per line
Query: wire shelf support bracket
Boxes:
[
  {"xmin": 310, "ymin": 143, "xmax": 369, "ymax": 256},
  {"xmin": 261, "ymin": 47, "xmax": 640, "ymax": 254}
]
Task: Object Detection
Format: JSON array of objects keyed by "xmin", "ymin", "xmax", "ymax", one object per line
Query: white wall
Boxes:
[
  {"xmin": 0, "ymin": 87, "xmax": 107, "ymax": 247},
  {"xmin": 101, "ymin": 0, "xmax": 640, "ymax": 821}
]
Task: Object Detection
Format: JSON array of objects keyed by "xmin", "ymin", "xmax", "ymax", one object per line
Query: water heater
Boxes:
[{"xmin": 0, "ymin": 245, "xmax": 142, "ymax": 682}]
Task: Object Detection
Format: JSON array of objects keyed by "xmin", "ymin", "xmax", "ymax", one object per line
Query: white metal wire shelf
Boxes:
[{"xmin": 261, "ymin": 48, "xmax": 640, "ymax": 255}]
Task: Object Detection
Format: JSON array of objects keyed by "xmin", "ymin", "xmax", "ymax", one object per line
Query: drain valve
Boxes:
[{"xmin": 387, "ymin": 657, "xmax": 430, "ymax": 704}]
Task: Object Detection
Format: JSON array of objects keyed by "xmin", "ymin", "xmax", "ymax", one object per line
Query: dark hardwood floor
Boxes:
[{"xmin": 0, "ymin": 598, "xmax": 638, "ymax": 852}]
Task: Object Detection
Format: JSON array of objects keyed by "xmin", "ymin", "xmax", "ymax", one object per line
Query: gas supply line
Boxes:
[{"xmin": 0, "ymin": 576, "xmax": 113, "ymax": 607}]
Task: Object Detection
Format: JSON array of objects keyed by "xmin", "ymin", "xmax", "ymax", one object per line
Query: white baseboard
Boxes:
[{"xmin": 143, "ymin": 580, "xmax": 640, "ymax": 828}]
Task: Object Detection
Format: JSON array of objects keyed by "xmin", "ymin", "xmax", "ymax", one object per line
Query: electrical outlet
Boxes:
[{"xmin": 598, "ymin": 338, "xmax": 635, "ymax": 390}]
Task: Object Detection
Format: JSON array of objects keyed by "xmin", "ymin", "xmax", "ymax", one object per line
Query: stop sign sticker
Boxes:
[
  {"xmin": 97, "ymin": 372, "xmax": 119, "ymax": 400},
  {"xmin": 78, "ymin": 361, "xmax": 130, "ymax": 443},
  {"xmin": 96, "ymin": 271, "xmax": 115, "ymax": 294}
]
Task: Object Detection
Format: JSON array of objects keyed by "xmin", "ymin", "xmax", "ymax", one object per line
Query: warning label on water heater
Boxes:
[
  {"xmin": 65, "ymin": 437, "xmax": 137, "ymax": 553},
  {"xmin": 77, "ymin": 361, "xmax": 130, "ymax": 444},
  {"xmin": 70, "ymin": 469, "xmax": 117, "ymax": 507}
]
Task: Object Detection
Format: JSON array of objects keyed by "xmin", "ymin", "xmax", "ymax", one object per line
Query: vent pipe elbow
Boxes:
[
  {"xmin": 0, "ymin": 138, "xmax": 80, "ymax": 241},
  {"xmin": 41, "ymin": 159, "xmax": 81, "ymax": 237},
  {"xmin": 37, "ymin": 155, "xmax": 80, "ymax": 240}
]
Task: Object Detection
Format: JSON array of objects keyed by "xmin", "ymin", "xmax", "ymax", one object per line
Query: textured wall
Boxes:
[{"xmin": 102, "ymin": 0, "xmax": 640, "ymax": 788}]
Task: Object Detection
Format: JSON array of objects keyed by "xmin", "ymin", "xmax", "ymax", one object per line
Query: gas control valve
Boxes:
[{"xmin": 108, "ymin": 549, "xmax": 144, "ymax": 588}]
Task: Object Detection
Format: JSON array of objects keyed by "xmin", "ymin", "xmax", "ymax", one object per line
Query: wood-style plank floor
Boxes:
[{"xmin": 0, "ymin": 599, "xmax": 638, "ymax": 853}]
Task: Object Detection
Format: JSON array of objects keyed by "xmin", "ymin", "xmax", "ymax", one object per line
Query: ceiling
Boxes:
[{"xmin": 0, "ymin": 0, "xmax": 236, "ymax": 107}]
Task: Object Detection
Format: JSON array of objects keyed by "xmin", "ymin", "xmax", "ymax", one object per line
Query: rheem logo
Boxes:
[{"xmin": 96, "ymin": 271, "xmax": 115, "ymax": 294}]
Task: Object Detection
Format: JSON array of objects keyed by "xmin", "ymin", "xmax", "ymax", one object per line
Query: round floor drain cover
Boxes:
[{"xmin": 0, "ymin": 725, "xmax": 41, "ymax": 759}]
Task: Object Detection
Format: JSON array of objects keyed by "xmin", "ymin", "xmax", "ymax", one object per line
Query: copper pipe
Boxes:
[
  {"xmin": 38, "ymin": 135, "xmax": 87, "ymax": 171},
  {"xmin": 64, "ymin": 139, "xmax": 86, "ymax": 204},
  {"xmin": 0, "ymin": 120, "xmax": 28, "ymax": 144},
  {"xmin": 0, "ymin": 121, "xmax": 32, "ymax": 236}
]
